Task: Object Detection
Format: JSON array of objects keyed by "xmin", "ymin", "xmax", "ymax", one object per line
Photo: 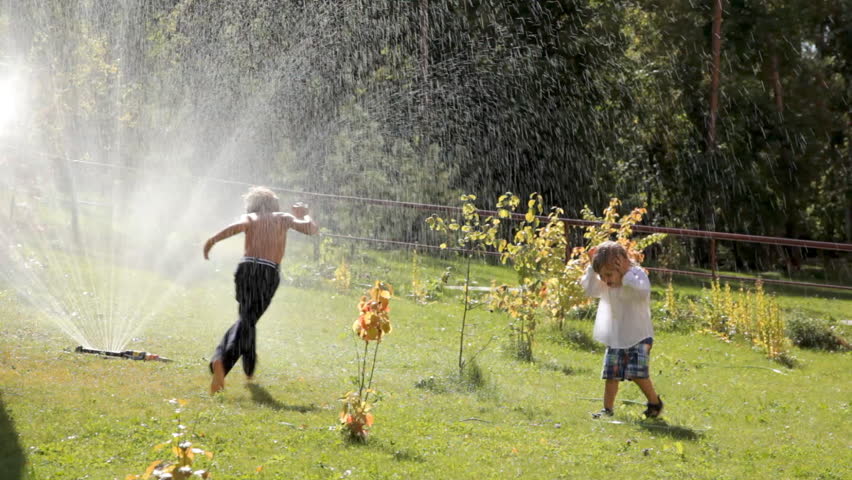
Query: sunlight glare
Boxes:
[{"xmin": 0, "ymin": 70, "xmax": 23, "ymax": 131}]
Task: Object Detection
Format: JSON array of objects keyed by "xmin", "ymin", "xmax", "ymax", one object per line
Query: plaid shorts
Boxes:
[{"xmin": 601, "ymin": 337, "xmax": 653, "ymax": 381}]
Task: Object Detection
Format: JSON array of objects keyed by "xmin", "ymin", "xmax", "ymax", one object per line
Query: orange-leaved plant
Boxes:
[{"xmin": 340, "ymin": 281, "xmax": 393, "ymax": 441}]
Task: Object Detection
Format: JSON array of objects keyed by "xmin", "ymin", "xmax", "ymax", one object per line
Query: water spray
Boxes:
[{"xmin": 74, "ymin": 345, "xmax": 172, "ymax": 362}]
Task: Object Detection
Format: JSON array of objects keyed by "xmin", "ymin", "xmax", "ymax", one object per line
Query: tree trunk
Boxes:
[
  {"xmin": 770, "ymin": 53, "xmax": 802, "ymax": 272},
  {"xmin": 419, "ymin": 0, "xmax": 430, "ymax": 110},
  {"xmin": 707, "ymin": 0, "xmax": 724, "ymax": 152},
  {"xmin": 846, "ymin": 139, "xmax": 852, "ymax": 242},
  {"xmin": 695, "ymin": 0, "xmax": 724, "ymax": 269},
  {"xmin": 771, "ymin": 54, "xmax": 784, "ymax": 115}
]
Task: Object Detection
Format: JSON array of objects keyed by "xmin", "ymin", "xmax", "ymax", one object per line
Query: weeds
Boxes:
[
  {"xmin": 411, "ymin": 248, "xmax": 427, "ymax": 304},
  {"xmin": 655, "ymin": 282, "xmax": 700, "ymax": 332},
  {"xmin": 696, "ymin": 279, "xmax": 793, "ymax": 364},
  {"xmin": 126, "ymin": 400, "xmax": 213, "ymax": 480}
]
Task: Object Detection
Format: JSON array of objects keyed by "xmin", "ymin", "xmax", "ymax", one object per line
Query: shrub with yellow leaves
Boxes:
[
  {"xmin": 333, "ymin": 260, "xmax": 351, "ymax": 291},
  {"xmin": 430, "ymin": 194, "xmax": 666, "ymax": 364}
]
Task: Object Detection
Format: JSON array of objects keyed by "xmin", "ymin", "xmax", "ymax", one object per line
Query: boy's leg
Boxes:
[
  {"xmin": 208, "ymin": 264, "xmax": 254, "ymax": 392},
  {"xmin": 209, "ymin": 321, "xmax": 243, "ymax": 393},
  {"xmin": 627, "ymin": 339, "xmax": 662, "ymax": 410},
  {"xmin": 239, "ymin": 265, "xmax": 280, "ymax": 378},
  {"xmin": 210, "ymin": 359, "xmax": 226, "ymax": 394},
  {"xmin": 604, "ymin": 379, "xmax": 619, "ymax": 410},
  {"xmin": 599, "ymin": 346, "xmax": 624, "ymax": 415},
  {"xmin": 238, "ymin": 314, "xmax": 258, "ymax": 378},
  {"xmin": 210, "ymin": 322, "xmax": 242, "ymax": 376},
  {"xmin": 634, "ymin": 377, "xmax": 664, "ymax": 417},
  {"xmin": 632, "ymin": 378, "xmax": 660, "ymax": 405}
]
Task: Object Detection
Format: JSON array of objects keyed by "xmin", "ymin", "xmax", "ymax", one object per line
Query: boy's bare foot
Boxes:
[{"xmin": 210, "ymin": 360, "xmax": 226, "ymax": 394}]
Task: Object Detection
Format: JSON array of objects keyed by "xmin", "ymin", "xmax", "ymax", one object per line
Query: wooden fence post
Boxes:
[{"xmin": 710, "ymin": 238, "xmax": 718, "ymax": 280}]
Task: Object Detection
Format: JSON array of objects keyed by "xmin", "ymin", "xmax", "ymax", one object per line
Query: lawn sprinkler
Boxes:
[{"xmin": 74, "ymin": 346, "xmax": 173, "ymax": 362}]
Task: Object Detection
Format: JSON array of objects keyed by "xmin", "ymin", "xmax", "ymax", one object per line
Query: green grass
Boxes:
[{"xmin": 1, "ymin": 246, "xmax": 850, "ymax": 479}]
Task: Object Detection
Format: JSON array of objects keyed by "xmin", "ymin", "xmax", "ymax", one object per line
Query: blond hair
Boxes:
[
  {"xmin": 243, "ymin": 186, "xmax": 280, "ymax": 214},
  {"xmin": 591, "ymin": 241, "xmax": 630, "ymax": 273}
]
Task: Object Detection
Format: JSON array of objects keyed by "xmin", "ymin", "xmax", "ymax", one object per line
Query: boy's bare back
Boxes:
[{"xmin": 203, "ymin": 204, "xmax": 318, "ymax": 264}]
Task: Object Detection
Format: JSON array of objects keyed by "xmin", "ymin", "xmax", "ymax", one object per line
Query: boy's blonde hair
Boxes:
[
  {"xmin": 243, "ymin": 186, "xmax": 280, "ymax": 214},
  {"xmin": 592, "ymin": 241, "xmax": 630, "ymax": 273}
]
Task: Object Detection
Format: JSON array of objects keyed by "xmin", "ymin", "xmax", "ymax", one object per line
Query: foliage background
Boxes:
[{"xmin": 1, "ymin": 0, "xmax": 849, "ymax": 274}]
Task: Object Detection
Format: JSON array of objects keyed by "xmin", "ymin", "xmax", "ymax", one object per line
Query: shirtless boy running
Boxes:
[{"xmin": 203, "ymin": 186, "xmax": 319, "ymax": 393}]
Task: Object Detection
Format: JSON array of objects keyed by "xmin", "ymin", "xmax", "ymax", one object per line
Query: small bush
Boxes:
[
  {"xmin": 460, "ymin": 359, "xmax": 487, "ymax": 390},
  {"xmin": 567, "ymin": 302, "xmax": 597, "ymax": 321},
  {"xmin": 786, "ymin": 315, "xmax": 849, "ymax": 351},
  {"xmin": 541, "ymin": 358, "xmax": 578, "ymax": 375},
  {"xmin": 556, "ymin": 326, "xmax": 602, "ymax": 353},
  {"xmin": 414, "ymin": 360, "xmax": 492, "ymax": 394},
  {"xmin": 414, "ymin": 375, "xmax": 448, "ymax": 393}
]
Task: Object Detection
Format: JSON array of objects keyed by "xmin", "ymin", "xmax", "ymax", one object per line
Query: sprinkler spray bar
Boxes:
[{"xmin": 74, "ymin": 346, "xmax": 172, "ymax": 362}]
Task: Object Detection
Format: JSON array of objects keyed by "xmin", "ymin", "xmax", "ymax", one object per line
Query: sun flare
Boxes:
[{"xmin": 0, "ymin": 70, "xmax": 24, "ymax": 131}]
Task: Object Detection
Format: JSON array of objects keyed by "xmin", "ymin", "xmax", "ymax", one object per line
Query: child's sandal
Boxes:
[
  {"xmin": 591, "ymin": 408, "xmax": 614, "ymax": 419},
  {"xmin": 643, "ymin": 396, "xmax": 663, "ymax": 418}
]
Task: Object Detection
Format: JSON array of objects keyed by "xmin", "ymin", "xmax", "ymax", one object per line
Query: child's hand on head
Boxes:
[{"xmin": 616, "ymin": 256, "xmax": 631, "ymax": 276}]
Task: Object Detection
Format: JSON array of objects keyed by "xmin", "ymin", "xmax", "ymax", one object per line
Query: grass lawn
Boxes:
[{"xmin": 1, "ymin": 241, "xmax": 850, "ymax": 479}]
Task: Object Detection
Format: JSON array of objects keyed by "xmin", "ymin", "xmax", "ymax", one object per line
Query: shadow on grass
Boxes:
[
  {"xmin": 637, "ymin": 419, "xmax": 704, "ymax": 440},
  {"xmin": 0, "ymin": 392, "xmax": 25, "ymax": 480},
  {"xmin": 246, "ymin": 384, "xmax": 318, "ymax": 413}
]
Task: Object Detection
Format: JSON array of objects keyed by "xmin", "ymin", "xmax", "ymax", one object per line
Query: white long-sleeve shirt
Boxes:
[{"xmin": 579, "ymin": 264, "xmax": 653, "ymax": 349}]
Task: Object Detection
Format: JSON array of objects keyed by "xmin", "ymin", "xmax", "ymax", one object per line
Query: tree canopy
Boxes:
[{"xmin": 2, "ymin": 0, "xmax": 849, "ymax": 265}]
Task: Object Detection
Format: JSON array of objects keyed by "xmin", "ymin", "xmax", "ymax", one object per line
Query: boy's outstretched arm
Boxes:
[
  {"xmin": 203, "ymin": 217, "xmax": 250, "ymax": 259},
  {"xmin": 289, "ymin": 215, "xmax": 319, "ymax": 235},
  {"xmin": 286, "ymin": 203, "xmax": 319, "ymax": 235}
]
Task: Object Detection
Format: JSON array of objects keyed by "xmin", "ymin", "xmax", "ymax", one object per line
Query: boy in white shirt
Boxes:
[{"xmin": 580, "ymin": 241, "xmax": 663, "ymax": 418}]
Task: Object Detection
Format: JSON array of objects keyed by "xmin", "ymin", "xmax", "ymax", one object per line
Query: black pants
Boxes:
[{"xmin": 210, "ymin": 261, "xmax": 280, "ymax": 377}]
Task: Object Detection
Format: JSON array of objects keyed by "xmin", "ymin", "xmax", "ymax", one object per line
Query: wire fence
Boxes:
[{"xmin": 3, "ymin": 144, "xmax": 851, "ymax": 292}]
